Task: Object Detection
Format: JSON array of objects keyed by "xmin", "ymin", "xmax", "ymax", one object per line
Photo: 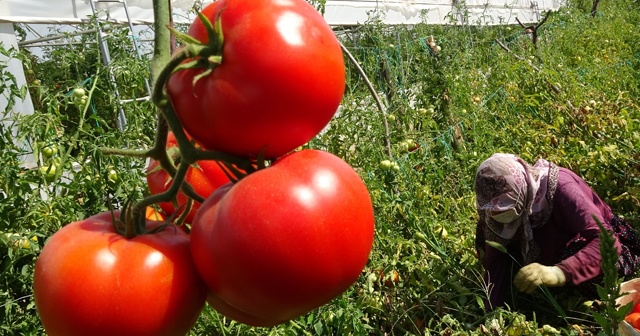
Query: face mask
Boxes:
[{"xmin": 491, "ymin": 208, "xmax": 520, "ymax": 224}]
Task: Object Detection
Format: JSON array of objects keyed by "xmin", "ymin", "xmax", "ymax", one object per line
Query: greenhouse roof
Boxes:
[{"xmin": 0, "ymin": 0, "xmax": 562, "ymax": 26}]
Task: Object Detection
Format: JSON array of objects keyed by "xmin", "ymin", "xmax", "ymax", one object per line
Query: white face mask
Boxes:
[{"xmin": 491, "ymin": 208, "xmax": 520, "ymax": 224}]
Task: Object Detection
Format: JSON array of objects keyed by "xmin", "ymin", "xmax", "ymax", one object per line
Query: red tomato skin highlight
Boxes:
[
  {"xmin": 167, "ymin": 0, "xmax": 346, "ymax": 159},
  {"xmin": 190, "ymin": 149, "xmax": 375, "ymax": 324},
  {"xmin": 34, "ymin": 212, "xmax": 207, "ymax": 336}
]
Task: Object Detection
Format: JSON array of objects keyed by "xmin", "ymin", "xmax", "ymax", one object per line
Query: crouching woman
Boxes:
[{"xmin": 474, "ymin": 153, "xmax": 640, "ymax": 309}]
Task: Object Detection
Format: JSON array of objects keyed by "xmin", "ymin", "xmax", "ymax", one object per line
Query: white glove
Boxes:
[{"xmin": 513, "ymin": 263, "xmax": 566, "ymax": 294}]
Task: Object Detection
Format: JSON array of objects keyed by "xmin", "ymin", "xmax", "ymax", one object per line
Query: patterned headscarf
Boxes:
[{"xmin": 474, "ymin": 153, "xmax": 559, "ymax": 264}]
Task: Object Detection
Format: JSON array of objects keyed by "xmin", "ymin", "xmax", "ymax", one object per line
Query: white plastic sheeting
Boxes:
[
  {"xmin": 0, "ymin": 0, "xmax": 195, "ymax": 25},
  {"xmin": 0, "ymin": 0, "xmax": 563, "ymax": 26},
  {"xmin": 325, "ymin": 0, "xmax": 563, "ymax": 25}
]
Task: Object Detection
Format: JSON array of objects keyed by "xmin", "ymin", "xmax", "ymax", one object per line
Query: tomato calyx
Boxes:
[
  {"xmin": 151, "ymin": 7, "xmax": 224, "ymax": 108},
  {"xmin": 111, "ymin": 201, "xmax": 184, "ymax": 239},
  {"xmin": 167, "ymin": 8, "xmax": 225, "ymax": 87}
]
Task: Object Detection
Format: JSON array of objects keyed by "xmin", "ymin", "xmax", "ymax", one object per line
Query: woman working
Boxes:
[{"xmin": 474, "ymin": 153, "xmax": 640, "ymax": 309}]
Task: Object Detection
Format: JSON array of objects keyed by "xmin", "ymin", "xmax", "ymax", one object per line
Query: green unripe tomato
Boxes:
[
  {"xmin": 399, "ymin": 141, "xmax": 410, "ymax": 152},
  {"xmin": 379, "ymin": 160, "xmax": 392, "ymax": 170},
  {"xmin": 107, "ymin": 169, "xmax": 119, "ymax": 185},
  {"xmin": 405, "ymin": 139, "xmax": 416, "ymax": 149},
  {"xmin": 74, "ymin": 96, "xmax": 88, "ymax": 106},
  {"xmin": 41, "ymin": 145, "xmax": 58, "ymax": 158},
  {"xmin": 40, "ymin": 165, "xmax": 58, "ymax": 183},
  {"xmin": 72, "ymin": 88, "xmax": 86, "ymax": 98},
  {"xmin": 50, "ymin": 157, "xmax": 63, "ymax": 166}
]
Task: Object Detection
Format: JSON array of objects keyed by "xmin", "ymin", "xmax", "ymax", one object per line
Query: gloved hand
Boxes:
[{"xmin": 514, "ymin": 263, "xmax": 566, "ymax": 294}]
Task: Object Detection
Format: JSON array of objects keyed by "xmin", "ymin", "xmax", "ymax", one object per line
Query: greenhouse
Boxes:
[{"xmin": 1, "ymin": 0, "xmax": 639, "ymax": 335}]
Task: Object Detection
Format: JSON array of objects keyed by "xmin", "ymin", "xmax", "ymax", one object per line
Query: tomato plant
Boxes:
[
  {"xmin": 146, "ymin": 132, "xmax": 231, "ymax": 223},
  {"xmin": 166, "ymin": 0, "xmax": 346, "ymax": 159},
  {"xmin": 33, "ymin": 212, "xmax": 207, "ymax": 336},
  {"xmin": 190, "ymin": 149, "xmax": 375, "ymax": 325}
]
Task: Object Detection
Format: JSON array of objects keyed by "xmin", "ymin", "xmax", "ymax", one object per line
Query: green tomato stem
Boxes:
[
  {"xmin": 338, "ymin": 41, "xmax": 393, "ymax": 159},
  {"xmin": 150, "ymin": 0, "xmax": 172, "ymax": 84},
  {"xmin": 128, "ymin": 159, "xmax": 192, "ymax": 229},
  {"xmin": 99, "ymin": 147, "xmax": 153, "ymax": 158}
]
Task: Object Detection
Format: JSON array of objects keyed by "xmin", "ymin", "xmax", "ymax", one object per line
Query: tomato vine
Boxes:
[{"xmin": 99, "ymin": 2, "xmax": 257, "ymax": 233}]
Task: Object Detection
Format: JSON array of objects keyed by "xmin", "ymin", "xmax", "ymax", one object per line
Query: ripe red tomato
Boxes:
[
  {"xmin": 166, "ymin": 0, "xmax": 346, "ymax": 159},
  {"xmin": 206, "ymin": 291, "xmax": 279, "ymax": 327},
  {"xmin": 145, "ymin": 206, "xmax": 165, "ymax": 221},
  {"xmin": 626, "ymin": 312, "xmax": 640, "ymax": 329},
  {"xmin": 190, "ymin": 149, "xmax": 375, "ymax": 325},
  {"xmin": 34, "ymin": 212, "xmax": 207, "ymax": 336},
  {"xmin": 633, "ymin": 301, "xmax": 640, "ymax": 314},
  {"xmin": 146, "ymin": 132, "xmax": 231, "ymax": 223}
]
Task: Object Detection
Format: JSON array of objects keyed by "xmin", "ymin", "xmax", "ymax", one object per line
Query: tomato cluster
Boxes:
[{"xmin": 33, "ymin": 0, "xmax": 374, "ymax": 334}]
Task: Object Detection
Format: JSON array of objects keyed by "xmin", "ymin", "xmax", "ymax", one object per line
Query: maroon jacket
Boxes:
[{"xmin": 482, "ymin": 168, "xmax": 619, "ymax": 308}]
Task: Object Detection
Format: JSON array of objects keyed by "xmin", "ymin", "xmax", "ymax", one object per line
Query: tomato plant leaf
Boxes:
[
  {"xmin": 167, "ymin": 25, "xmax": 202, "ymax": 46},
  {"xmin": 485, "ymin": 241, "xmax": 508, "ymax": 253}
]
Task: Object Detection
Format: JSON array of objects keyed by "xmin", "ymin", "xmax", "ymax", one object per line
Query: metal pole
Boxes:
[
  {"xmin": 121, "ymin": 0, "xmax": 151, "ymax": 95},
  {"xmin": 89, "ymin": 0, "xmax": 128, "ymax": 131}
]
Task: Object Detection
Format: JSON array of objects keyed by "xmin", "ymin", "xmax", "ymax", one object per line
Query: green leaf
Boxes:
[
  {"xmin": 485, "ymin": 240, "xmax": 508, "ymax": 253},
  {"xmin": 197, "ymin": 9, "xmax": 225, "ymax": 52},
  {"xmin": 596, "ymin": 284, "xmax": 608, "ymax": 299},
  {"xmin": 171, "ymin": 59, "xmax": 206, "ymax": 75},
  {"xmin": 166, "ymin": 25, "xmax": 202, "ymax": 46},
  {"xmin": 591, "ymin": 312, "xmax": 608, "ymax": 329},
  {"xmin": 619, "ymin": 301, "xmax": 634, "ymax": 316},
  {"xmin": 313, "ymin": 321, "xmax": 323, "ymax": 335}
]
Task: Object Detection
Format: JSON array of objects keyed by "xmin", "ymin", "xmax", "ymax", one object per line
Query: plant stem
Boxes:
[
  {"xmin": 110, "ymin": 2, "xmax": 255, "ymax": 230},
  {"xmin": 123, "ymin": 0, "xmax": 174, "ymax": 231},
  {"xmin": 99, "ymin": 147, "xmax": 152, "ymax": 158},
  {"xmin": 339, "ymin": 40, "xmax": 393, "ymax": 159},
  {"xmin": 150, "ymin": 0, "xmax": 172, "ymax": 84},
  {"xmin": 151, "ymin": 46, "xmax": 204, "ymax": 106},
  {"xmin": 129, "ymin": 160, "xmax": 192, "ymax": 224},
  {"xmin": 56, "ymin": 71, "xmax": 100, "ymax": 197}
]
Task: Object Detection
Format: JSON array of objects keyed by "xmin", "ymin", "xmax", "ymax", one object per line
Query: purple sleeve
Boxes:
[
  {"xmin": 553, "ymin": 171, "xmax": 620, "ymax": 285},
  {"xmin": 483, "ymin": 243, "xmax": 513, "ymax": 308}
]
